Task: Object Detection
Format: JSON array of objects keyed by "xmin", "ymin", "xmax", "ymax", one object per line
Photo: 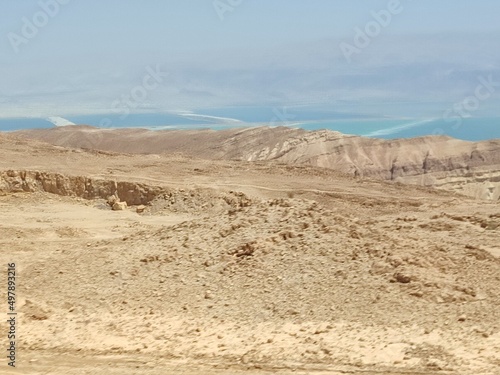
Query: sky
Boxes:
[{"xmin": 0, "ymin": 0, "xmax": 499, "ymax": 119}]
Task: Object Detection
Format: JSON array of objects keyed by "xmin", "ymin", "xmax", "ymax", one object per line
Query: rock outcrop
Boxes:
[
  {"xmin": 0, "ymin": 170, "xmax": 163, "ymax": 205},
  {"xmin": 0, "ymin": 169, "xmax": 254, "ymax": 215}
]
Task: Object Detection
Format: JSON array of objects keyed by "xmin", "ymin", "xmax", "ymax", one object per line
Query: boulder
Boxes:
[
  {"xmin": 112, "ymin": 201, "xmax": 128, "ymax": 211},
  {"xmin": 107, "ymin": 194, "xmax": 119, "ymax": 206}
]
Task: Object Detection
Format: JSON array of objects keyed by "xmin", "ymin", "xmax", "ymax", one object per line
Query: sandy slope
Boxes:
[{"xmin": 0, "ymin": 133, "xmax": 499, "ymax": 374}]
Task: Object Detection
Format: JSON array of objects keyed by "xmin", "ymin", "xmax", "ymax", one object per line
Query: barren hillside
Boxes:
[
  {"xmin": 0, "ymin": 132, "xmax": 499, "ymax": 374},
  {"xmin": 13, "ymin": 126, "xmax": 500, "ymax": 200}
]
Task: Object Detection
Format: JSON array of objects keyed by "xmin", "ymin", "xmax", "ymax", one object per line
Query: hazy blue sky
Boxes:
[{"xmin": 1, "ymin": 0, "xmax": 499, "ymax": 118}]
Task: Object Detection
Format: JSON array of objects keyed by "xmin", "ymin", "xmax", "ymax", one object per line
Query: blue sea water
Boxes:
[
  {"xmin": 0, "ymin": 107, "xmax": 499, "ymax": 141},
  {"xmin": 298, "ymin": 117, "xmax": 500, "ymax": 141}
]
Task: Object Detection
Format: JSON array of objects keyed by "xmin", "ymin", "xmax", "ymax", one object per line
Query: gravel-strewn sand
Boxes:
[{"xmin": 0, "ymin": 131, "xmax": 499, "ymax": 375}]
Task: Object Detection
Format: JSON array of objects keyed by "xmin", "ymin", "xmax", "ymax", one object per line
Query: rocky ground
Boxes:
[{"xmin": 0, "ymin": 132, "xmax": 499, "ymax": 374}]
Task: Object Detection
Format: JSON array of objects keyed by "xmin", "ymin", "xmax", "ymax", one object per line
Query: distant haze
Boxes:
[{"xmin": 1, "ymin": 0, "xmax": 499, "ymax": 120}]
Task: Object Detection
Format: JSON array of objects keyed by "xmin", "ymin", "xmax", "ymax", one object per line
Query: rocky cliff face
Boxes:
[
  {"xmin": 235, "ymin": 131, "xmax": 500, "ymax": 201},
  {"xmin": 0, "ymin": 169, "xmax": 252, "ymax": 214},
  {"xmin": 0, "ymin": 170, "xmax": 163, "ymax": 204},
  {"xmin": 12, "ymin": 126, "xmax": 500, "ymax": 200}
]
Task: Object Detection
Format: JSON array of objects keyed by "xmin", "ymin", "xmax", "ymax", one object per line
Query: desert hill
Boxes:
[
  {"xmin": 0, "ymin": 131, "xmax": 499, "ymax": 374},
  {"xmin": 13, "ymin": 125, "xmax": 500, "ymax": 200}
]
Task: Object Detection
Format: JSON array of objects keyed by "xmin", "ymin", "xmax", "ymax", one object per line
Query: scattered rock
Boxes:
[
  {"xmin": 107, "ymin": 194, "xmax": 119, "ymax": 206},
  {"xmin": 112, "ymin": 201, "xmax": 128, "ymax": 211},
  {"xmin": 393, "ymin": 273, "xmax": 412, "ymax": 284},
  {"xmin": 204, "ymin": 291, "xmax": 213, "ymax": 300}
]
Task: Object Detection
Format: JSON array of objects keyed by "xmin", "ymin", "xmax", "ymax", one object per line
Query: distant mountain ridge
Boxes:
[{"xmin": 11, "ymin": 125, "xmax": 500, "ymax": 200}]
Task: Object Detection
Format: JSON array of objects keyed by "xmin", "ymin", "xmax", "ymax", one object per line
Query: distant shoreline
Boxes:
[{"xmin": 1, "ymin": 115, "xmax": 499, "ymax": 141}]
